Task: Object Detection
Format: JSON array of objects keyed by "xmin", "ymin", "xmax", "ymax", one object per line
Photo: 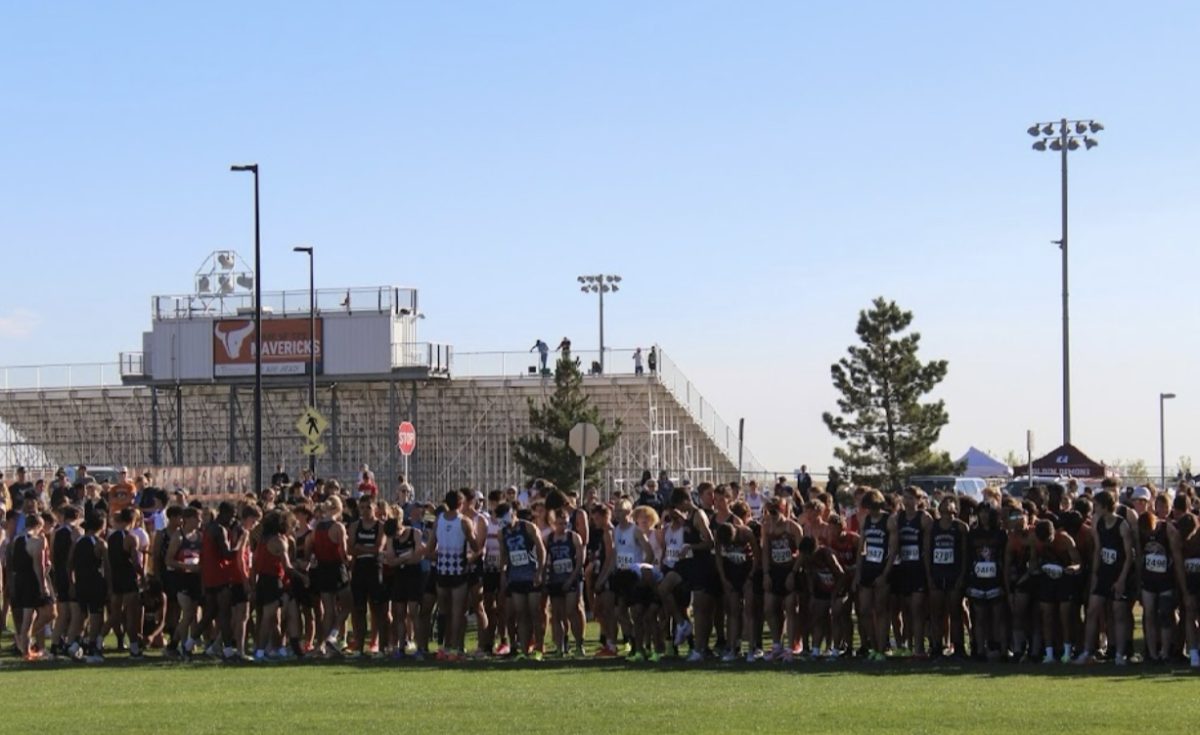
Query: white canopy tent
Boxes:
[{"xmin": 957, "ymin": 447, "xmax": 1012, "ymax": 478}]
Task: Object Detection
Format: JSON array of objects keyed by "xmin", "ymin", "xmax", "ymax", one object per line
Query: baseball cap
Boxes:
[{"xmin": 1131, "ymin": 486, "xmax": 1152, "ymax": 501}]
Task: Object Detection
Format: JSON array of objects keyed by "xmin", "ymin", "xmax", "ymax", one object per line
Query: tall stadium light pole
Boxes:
[
  {"xmin": 294, "ymin": 246, "xmax": 316, "ymax": 475},
  {"xmin": 231, "ymin": 163, "xmax": 263, "ymax": 492},
  {"xmin": 1160, "ymin": 392, "xmax": 1176, "ymax": 490},
  {"xmin": 1027, "ymin": 118, "xmax": 1103, "ymax": 447},
  {"xmin": 577, "ymin": 274, "xmax": 621, "ymax": 374}
]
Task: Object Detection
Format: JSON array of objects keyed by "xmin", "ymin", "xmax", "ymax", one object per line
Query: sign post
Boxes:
[
  {"xmin": 569, "ymin": 422, "xmax": 601, "ymax": 492},
  {"xmin": 397, "ymin": 420, "xmax": 417, "ymax": 481},
  {"xmin": 1026, "ymin": 430, "xmax": 1034, "ymax": 490}
]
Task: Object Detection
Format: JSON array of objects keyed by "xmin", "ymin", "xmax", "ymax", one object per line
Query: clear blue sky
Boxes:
[{"xmin": 2, "ymin": 2, "xmax": 1197, "ymax": 476}]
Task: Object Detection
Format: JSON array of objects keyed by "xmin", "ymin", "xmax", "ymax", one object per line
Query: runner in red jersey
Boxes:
[
  {"xmin": 827, "ymin": 514, "xmax": 859, "ymax": 656},
  {"xmin": 199, "ymin": 501, "xmax": 243, "ymax": 659}
]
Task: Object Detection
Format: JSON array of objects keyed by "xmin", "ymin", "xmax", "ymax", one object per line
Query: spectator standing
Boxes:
[
  {"xmin": 796, "ymin": 465, "xmax": 813, "ymax": 503},
  {"xmin": 633, "ymin": 348, "xmax": 644, "ymax": 375},
  {"xmin": 647, "ymin": 346, "xmax": 657, "ymax": 374},
  {"xmin": 557, "ymin": 337, "xmax": 572, "ymax": 359},
  {"xmin": 7, "ymin": 466, "xmax": 33, "ymax": 508},
  {"xmin": 270, "ymin": 462, "xmax": 290, "ymax": 488},
  {"xmin": 531, "ymin": 339, "xmax": 550, "ymax": 373}
]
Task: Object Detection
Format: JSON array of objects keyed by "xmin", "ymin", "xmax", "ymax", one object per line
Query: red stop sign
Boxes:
[{"xmin": 397, "ymin": 421, "xmax": 416, "ymax": 456}]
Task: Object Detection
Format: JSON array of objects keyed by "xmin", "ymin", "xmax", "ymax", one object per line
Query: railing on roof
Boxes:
[
  {"xmin": 151, "ymin": 286, "xmax": 418, "ymax": 321},
  {"xmin": 451, "ymin": 348, "xmax": 640, "ymax": 379},
  {"xmin": 391, "ymin": 343, "xmax": 453, "ymax": 375},
  {"xmin": 0, "ymin": 362, "xmax": 121, "ymax": 391}
]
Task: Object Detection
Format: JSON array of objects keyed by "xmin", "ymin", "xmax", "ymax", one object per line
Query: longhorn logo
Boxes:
[{"xmin": 214, "ymin": 320, "xmax": 255, "ymax": 360}]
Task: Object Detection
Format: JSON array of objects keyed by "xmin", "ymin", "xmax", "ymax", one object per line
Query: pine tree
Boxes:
[
  {"xmin": 512, "ymin": 353, "xmax": 621, "ymax": 491},
  {"xmin": 822, "ymin": 297, "xmax": 957, "ymax": 491}
]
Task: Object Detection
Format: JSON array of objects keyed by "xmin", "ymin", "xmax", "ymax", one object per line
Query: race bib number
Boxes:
[
  {"xmin": 932, "ymin": 548, "xmax": 954, "ymax": 565},
  {"xmin": 1144, "ymin": 554, "xmax": 1168, "ymax": 574},
  {"xmin": 900, "ymin": 545, "xmax": 920, "ymax": 563},
  {"xmin": 817, "ymin": 571, "xmax": 834, "ymax": 588},
  {"xmin": 1101, "ymin": 548, "xmax": 1118, "ymax": 566},
  {"xmin": 974, "ymin": 561, "xmax": 997, "ymax": 579},
  {"xmin": 485, "ymin": 550, "xmax": 501, "ymax": 568},
  {"xmin": 552, "ymin": 558, "xmax": 573, "ymax": 575},
  {"xmin": 771, "ymin": 547, "xmax": 793, "ymax": 564},
  {"xmin": 616, "ymin": 552, "xmax": 635, "ymax": 570},
  {"xmin": 724, "ymin": 551, "xmax": 747, "ymax": 565},
  {"xmin": 865, "ymin": 546, "xmax": 884, "ymax": 564},
  {"xmin": 1042, "ymin": 563, "xmax": 1063, "ymax": 579},
  {"xmin": 1185, "ymin": 558, "xmax": 1200, "ymax": 575},
  {"xmin": 666, "ymin": 547, "xmax": 681, "ymax": 566},
  {"xmin": 509, "ymin": 550, "xmax": 531, "ymax": 567}
]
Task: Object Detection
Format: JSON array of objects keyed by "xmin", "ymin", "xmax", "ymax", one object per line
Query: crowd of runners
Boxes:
[{"xmin": 3, "ymin": 468, "xmax": 1200, "ymax": 668}]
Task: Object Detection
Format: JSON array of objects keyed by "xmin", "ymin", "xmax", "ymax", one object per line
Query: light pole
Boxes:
[
  {"xmin": 1027, "ymin": 118, "xmax": 1103, "ymax": 447},
  {"xmin": 1160, "ymin": 392, "xmax": 1176, "ymax": 489},
  {"xmin": 577, "ymin": 274, "xmax": 621, "ymax": 374},
  {"xmin": 294, "ymin": 245, "xmax": 316, "ymax": 475},
  {"xmin": 231, "ymin": 163, "xmax": 263, "ymax": 492}
]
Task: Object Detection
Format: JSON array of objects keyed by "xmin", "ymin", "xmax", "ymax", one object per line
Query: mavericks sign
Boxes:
[{"xmin": 213, "ymin": 318, "xmax": 324, "ymax": 377}]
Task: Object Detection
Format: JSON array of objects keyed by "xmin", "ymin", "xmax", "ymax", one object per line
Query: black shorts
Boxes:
[
  {"xmin": 112, "ymin": 572, "xmax": 140, "ymax": 597},
  {"xmin": 929, "ymin": 575, "xmax": 959, "ymax": 593},
  {"xmin": 256, "ymin": 576, "xmax": 286, "ymax": 607},
  {"xmin": 483, "ymin": 569, "xmax": 502, "ymax": 595},
  {"xmin": 1093, "ymin": 573, "xmax": 1136, "ymax": 601},
  {"xmin": 54, "ymin": 575, "xmax": 72, "ymax": 603},
  {"xmin": 1187, "ymin": 573, "xmax": 1200, "ymax": 598},
  {"xmin": 468, "ymin": 561, "xmax": 484, "ymax": 585},
  {"xmin": 767, "ymin": 566, "xmax": 792, "ymax": 597},
  {"xmin": 351, "ymin": 559, "xmax": 386, "ymax": 607},
  {"xmin": 14, "ymin": 583, "xmax": 51, "ymax": 610},
  {"xmin": 690, "ymin": 556, "xmax": 722, "ymax": 597},
  {"xmin": 390, "ymin": 567, "xmax": 426, "ymax": 603},
  {"xmin": 546, "ymin": 579, "xmax": 580, "ymax": 598},
  {"xmin": 750, "ymin": 569, "xmax": 764, "ymax": 598},
  {"xmin": 312, "ymin": 561, "xmax": 349, "ymax": 595},
  {"xmin": 230, "ymin": 582, "xmax": 249, "ymax": 606},
  {"xmin": 722, "ymin": 565, "xmax": 750, "ymax": 595},
  {"xmin": 436, "ymin": 573, "xmax": 468, "ymax": 589},
  {"xmin": 611, "ymin": 569, "xmax": 640, "ymax": 604},
  {"xmin": 506, "ymin": 580, "xmax": 541, "ymax": 596},
  {"xmin": 1008, "ymin": 574, "xmax": 1036, "ymax": 599},
  {"xmin": 290, "ymin": 572, "xmax": 314, "ymax": 608},
  {"xmin": 75, "ymin": 582, "xmax": 107, "ymax": 614},
  {"xmin": 890, "ymin": 566, "xmax": 927, "ymax": 596},
  {"xmin": 162, "ymin": 570, "xmax": 180, "ymax": 597},
  {"xmin": 423, "ymin": 568, "xmax": 438, "ymax": 595},
  {"xmin": 177, "ymin": 573, "xmax": 204, "ymax": 602},
  {"xmin": 1039, "ymin": 573, "xmax": 1074, "ymax": 604},
  {"xmin": 966, "ymin": 584, "xmax": 1003, "ymax": 602},
  {"xmin": 859, "ymin": 564, "xmax": 886, "ymax": 588}
]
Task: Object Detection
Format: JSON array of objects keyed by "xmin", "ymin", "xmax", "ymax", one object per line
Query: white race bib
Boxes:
[
  {"xmin": 932, "ymin": 548, "xmax": 954, "ymax": 565},
  {"xmin": 865, "ymin": 546, "xmax": 884, "ymax": 564},
  {"xmin": 616, "ymin": 552, "xmax": 635, "ymax": 570},
  {"xmin": 552, "ymin": 558, "xmax": 573, "ymax": 575},
  {"xmin": 974, "ymin": 561, "xmax": 997, "ymax": 579},
  {"xmin": 1185, "ymin": 558, "xmax": 1200, "ymax": 575},
  {"xmin": 724, "ymin": 551, "xmax": 747, "ymax": 565},
  {"xmin": 900, "ymin": 545, "xmax": 920, "ymax": 562},
  {"xmin": 771, "ymin": 546, "xmax": 793, "ymax": 564},
  {"xmin": 1144, "ymin": 554, "xmax": 1168, "ymax": 574},
  {"xmin": 1042, "ymin": 563, "xmax": 1063, "ymax": 579},
  {"xmin": 1101, "ymin": 548, "xmax": 1118, "ymax": 566},
  {"xmin": 665, "ymin": 547, "xmax": 681, "ymax": 566},
  {"xmin": 817, "ymin": 571, "xmax": 834, "ymax": 587},
  {"xmin": 509, "ymin": 550, "xmax": 531, "ymax": 567}
]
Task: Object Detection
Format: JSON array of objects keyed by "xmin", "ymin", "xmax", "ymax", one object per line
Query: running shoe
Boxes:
[
  {"xmin": 627, "ymin": 651, "xmax": 646, "ymax": 663},
  {"xmin": 1060, "ymin": 652, "xmax": 1073, "ymax": 665},
  {"xmin": 673, "ymin": 620, "xmax": 693, "ymax": 646},
  {"xmin": 530, "ymin": 650, "xmax": 544, "ymax": 662},
  {"xmin": 129, "ymin": 641, "xmax": 143, "ymax": 659},
  {"xmin": 665, "ymin": 643, "xmax": 678, "ymax": 658},
  {"xmin": 745, "ymin": 651, "xmax": 758, "ymax": 664},
  {"xmin": 575, "ymin": 646, "xmax": 587, "ymax": 658},
  {"xmin": 825, "ymin": 649, "xmax": 841, "ymax": 661},
  {"xmin": 1071, "ymin": 652, "xmax": 1093, "ymax": 665},
  {"xmin": 720, "ymin": 651, "xmax": 738, "ymax": 663},
  {"xmin": 763, "ymin": 644, "xmax": 783, "ymax": 662},
  {"xmin": 781, "ymin": 649, "xmax": 794, "ymax": 663},
  {"xmin": 685, "ymin": 650, "xmax": 704, "ymax": 663},
  {"xmin": 85, "ymin": 654, "xmax": 104, "ymax": 664},
  {"xmin": 868, "ymin": 650, "xmax": 887, "ymax": 663},
  {"xmin": 595, "ymin": 647, "xmax": 618, "ymax": 659},
  {"xmin": 1115, "ymin": 654, "xmax": 1128, "ymax": 667},
  {"xmin": 435, "ymin": 649, "xmax": 449, "ymax": 662},
  {"xmin": 494, "ymin": 643, "xmax": 511, "ymax": 657},
  {"xmin": 514, "ymin": 652, "xmax": 527, "ymax": 661},
  {"xmin": 254, "ymin": 650, "xmax": 267, "ymax": 663},
  {"xmin": 1042, "ymin": 652, "xmax": 1056, "ymax": 665},
  {"xmin": 68, "ymin": 642, "xmax": 83, "ymax": 661},
  {"xmin": 648, "ymin": 652, "xmax": 662, "ymax": 663},
  {"xmin": 1189, "ymin": 650, "xmax": 1200, "ymax": 669}
]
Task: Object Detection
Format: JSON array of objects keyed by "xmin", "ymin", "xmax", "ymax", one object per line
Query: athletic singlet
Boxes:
[
  {"xmin": 108, "ymin": 529, "xmax": 138, "ymax": 583},
  {"xmin": 484, "ymin": 516, "xmax": 502, "ymax": 570},
  {"xmin": 73, "ymin": 535, "xmax": 104, "ymax": 588},
  {"xmin": 861, "ymin": 513, "xmax": 889, "ymax": 570},
  {"xmin": 589, "ymin": 524, "xmax": 609, "ymax": 570},
  {"xmin": 11, "ymin": 534, "xmax": 38, "ymax": 594},
  {"xmin": 810, "ymin": 549, "xmax": 837, "ymax": 593},
  {"xmin": 831, "ymin": 532, "xmax": 859, "ymax": 572},
  {"xmin": 354, "ymin": 520, "xmax": 381, "ymax": 559},
  {"xmin": 1039, "ymin": 533, "xmax": 1072, "ymax": 578},
  {"xmin": 720, "ymin": 535, "xmax": 752, "ymax": 569},
  {"xmin": 930, "ymin": 521, "xmax": 963, "ymax": 580},
  {"xmin": 175, "ymin": 532, "xmax": 202, "ymax": 571},
  {"xmin": 1096, "ymin": 516, "xmax": 1127, "ymax": 579},
  {"xmin": 1007, "ymin": 530, "xmax": 1032, "ymax": 580},
  {"xmin": 745, "ymin": 493, "xmax": 764, "ymax": 521},
  {"xmin": 967, "ymin": 528, "xmax": 1005, "ymax": 591},
  {"xmin": 435, "ymin": 513, "xmax": 468, "ymax": 576},
  {"xmin": 897, "ymin": 511, "xmax": 923, "ymax": 568},
  {"xmin": 547, "ymin": 533, "xmax": 576, "ymax": 585},
  {"xmin": 1182, "ymin": 527, "xmax": 1200, "ymax": 583},
  {"xmin": 767, "ymin": 532, "xmax": 795, "ymax": 569},
  {"xmin": 392, "ymin": 527, "xmax": 418, "ymax": 566},
  {"xmin": 253, "ymin": 536, "xmax": 287, "ymax": 582},
  {"xmin": 503, "ymin": 524, "xmax": 537, "ymax": 583},
  {"xmin": 663, "ymin": 525, "xmax": 688, "ymax": 569},
  {"xmin": 200, "ymin": 523, "xmax": 234, "ymax": 587},
  {"xmin": 52, "ymin": 526, "xmax": 74, "ymax": 588},
  {"xmin": 155, "ymin": 528, "xmax": 173, "ymax": 577},
  {"xmin": 1141, "ymin": 523, "xmax": 1172, "ymax": 589},
  {"xmin": 614, "ymin": 523, "xmax": 641, "ymax": 571},
  {"xmin": 684, "ymin": 511, "xmax": 712, "ymax": 562},
  {"xmin": 312, "ymin": 520, "xmax": 343, "ymax": 564}
]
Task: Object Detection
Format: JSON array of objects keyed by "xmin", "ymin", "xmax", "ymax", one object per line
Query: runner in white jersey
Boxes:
[
  {"xmin": 657, "ymin": 513, "xmax": 693, "ymax": 654},
  {"xmin": 480, "ymin": 490, "xmax": 508, "ymax": 655},
  {"xmin": 745, "ymin": 481, "xmax": 765, "ymax": 521}
]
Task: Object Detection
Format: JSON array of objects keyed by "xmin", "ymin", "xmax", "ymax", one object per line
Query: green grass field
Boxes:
[{"xmin": 1, "ymin": 655, "xmax": 1195, "ymax": 734}]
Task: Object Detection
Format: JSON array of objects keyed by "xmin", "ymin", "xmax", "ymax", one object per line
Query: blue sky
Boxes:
[{"xmin": 2, "ymin": 2, "xmax": 1197, "ymax": 475}]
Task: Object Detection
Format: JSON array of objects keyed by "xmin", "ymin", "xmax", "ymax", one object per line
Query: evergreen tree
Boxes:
[
  {"xmin": 512, "ymin": 353, "xmax": 620, "ymax": 491},
  {"xmin": 822, "ymin": 297, "xmax": 957, "ymax": 491}
]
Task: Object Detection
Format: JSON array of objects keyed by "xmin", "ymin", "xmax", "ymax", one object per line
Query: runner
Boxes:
[
  {"xmin": 459, "ymin": 488, "xmax": 491, "ymax": 657},
  {"xmin": 965, "ymin": 503, "xmax": 1006, "ymax": 662},
  {"xmin": 796, "ymin": 534, "xmax": 844, "ymax": 658},
  {"xmin": 152, "ymin": 506, "xmax": 183, "ymax": 657},
  {"xmin": 229, "ymin": 504, "xmax": 261, "ymax": 661},
  {"xmin": 674, "ymin": 485, "xmax": 718, "ymax": 662},
  {"xmin": 348, "ymin": 495, "xmax": 386, "ymax": 655},
  {"xmin": 924, "ymin": 495, "xmax": 967, "ymax": 659},
  {"xmin": 49, "ymin": 505, "xmax": 82, "ymax": 657},
  {"xmin": 714, "ymin": 514, "xmax": 754, "ymax": 662},
  {"xmin": 1137, "ymin": 509, "xmax": 1186, "ymax": 663},
  {"xmin": 656, "ymin": 505, "xmax": 692, "ymax": 656},
  {"xmin": 1033, "ymin": 518, "xmax": 1081, "ymax": 664},
  {"xmin": 107, "ymin": 507, "xmax": 143, "ymax": 658},
  {"xmin": 166, "ymin": 507, "xmax": 204, "ymax": 658},
  {"xmin": 252, "ymin": 509, "xmax": 297, "ymax": 661},
  {"xmin": 11, "ymin": 512, "xmax": 54, "ymax": 660},
  {"xmin": 589, "ymin": 503, "xmax": 619, "ymax": 658},
  {"xmin": 426, "ymin": 490, "xmax": 477, "ymax": 661},
  {"xmin": 1177, "ymin": 512, "xmax": 1200, "ymax": 668},
  {"xmin": 827, "ymin": 514, "xmax": 858, "ymax": 656},
  {"xmin": 1003, "ymin": 500, "xmax": 1037, "ymax": 661},
  {"xmin": 885, "ymin": 486, "xmax": 932, "ymax": 658},
  {"xmin": 1076, "ymin": 489, "xmax": 1135, "ymax": 665},
  {"xmin": 630, "ymin": 505, "xmax": 663, "ymax": 661},
  {"xmin": 762, "ymin": 496, "xmax": 803, "ymax": 661},
  {"xmin": 498, "ymin": 502, "xmax": 546, "ymax": 659},
  {"xmin": 854, "ymin": 490, "xmax": 890, "ymax": 661},
  {"xmin": 381, "ymin": 506, "xmax": 424, "ymax": 658},
  {"xmin": 479, "ymin": 489, "xmax": 507, "ymax": 656},
  {"xmin": 306, "ymin": 500, "xmax": 351, "ymax": 657},
  {"xmin": 67, "ymin": 512, "xmax": 107, "ymax": 663},
  {"xmin": 545, "ymin": 508, "xmax": 585, "ymax": 657}
]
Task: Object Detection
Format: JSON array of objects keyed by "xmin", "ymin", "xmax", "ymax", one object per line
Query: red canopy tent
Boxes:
[{"xmin": 1011, "ymin": 443, "xmax": 1110, "ymax": 479}]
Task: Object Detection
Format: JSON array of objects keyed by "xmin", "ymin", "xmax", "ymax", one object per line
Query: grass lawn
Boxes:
[{"xmin": 0, "ymin": 657, "xmax": 1195, "ymax": 734}]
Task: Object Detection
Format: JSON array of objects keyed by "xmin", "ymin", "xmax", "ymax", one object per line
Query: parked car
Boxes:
[
  {"xmin": 1002, "ymin": 476, "xmax": 1064, "ymax": 499},
  {"xmin": 907, "ymin": 475, "xmax": 987, "ymax": 503},
  {"xmin": 66, "ymin": 465, "xmax": 123, "ymax": 485}
]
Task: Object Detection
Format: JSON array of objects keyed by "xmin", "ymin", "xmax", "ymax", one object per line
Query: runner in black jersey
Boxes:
[
  {"xmin": 12, "ymin": 512, "xmax": 54, "ymax": 660},
  {"xmin": 1076, "ymin": 489, "xmax": 1136, "ymax": 665},
  {"xmin": 68, "ymin": 512, "xmax": 108, "ymax": 662},
  {"xmin": 854, "ymin": 489, "xmax": 890, "ymax": 661},
  {"xmin": 924, "ymin": 495, "xmax": 967, "ymax": 658},
  {"xmin": 348, "ymin": 495, "xmax": 386, "ymax": 655},
  {"xmin": 153, "ymin": 506, "xmax": 184, "ymax": 656},
  {"xmin": 381, "ymin": 506, "xmax": 424, "ymax": 658},
  {"xmin": 1033, "ymin": 518, "xmax": 1081, "ymax": 663},
  {"xmin": 886, "ymin": 486, "xmax": 932, "ymax": 658},
  {"xmin": 1177, "ymin": 512, "xmax": 1200, "ymax": 669},
  {"xmin": 49, "ymin": 505, "xmax": 82, "ymax": 656},
  {"xmin": 714, "ymin": 517, "xmax": 753, "ymax": 662},
  {"xmin": 166, "ymin": 507, "xmax": 205, "ymax": 657},
  {"xmin": 1137, "ymin": 509, "xmax": 1186, "ymax": 663},
  {"xmin": 545, "ymin": 508, "xmax": 585, "ymax": 657},
  {"xmin": 589, "ymin": 503, "xmax": 619, "ymax": 658}
]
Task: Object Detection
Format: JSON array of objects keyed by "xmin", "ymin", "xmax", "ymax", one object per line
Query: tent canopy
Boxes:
[
  {"xmin": 1010, "ymin": 443, "xmax": 1106, "ymax": 479},
  {"xmin": 957, "ymin": 447, "xmax": 1011, "ymax": 478}
]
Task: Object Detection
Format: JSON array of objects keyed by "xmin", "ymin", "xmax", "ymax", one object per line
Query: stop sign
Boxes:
[{"xmin": 397, "ymin": 421, "xmax": 416, "ymax": 456}]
